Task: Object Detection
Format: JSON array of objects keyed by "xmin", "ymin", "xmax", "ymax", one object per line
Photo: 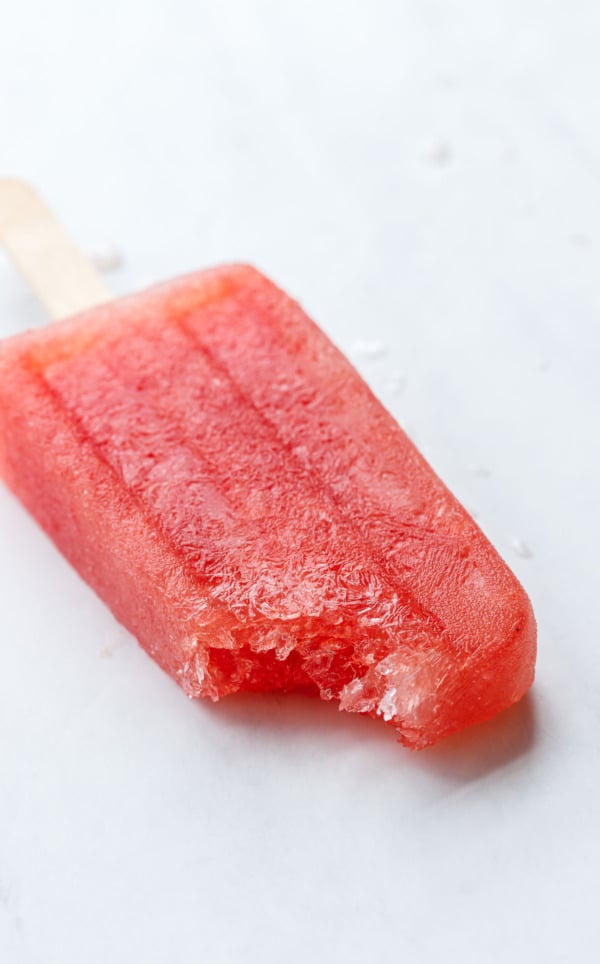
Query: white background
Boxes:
[{"xmin": 1, "ymin": 2, "xmax": 599, "ymax": 961}]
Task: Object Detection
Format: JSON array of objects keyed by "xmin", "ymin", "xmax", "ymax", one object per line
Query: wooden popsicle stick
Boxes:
[{"xmin": 0, "ymin": 179, "xmax": 111, "ymax": 321}]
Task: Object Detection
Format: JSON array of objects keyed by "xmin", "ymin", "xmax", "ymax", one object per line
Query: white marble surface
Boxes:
[{"xmin": 1, "ymin": 2, "xmax": 599, "ymax": 961}]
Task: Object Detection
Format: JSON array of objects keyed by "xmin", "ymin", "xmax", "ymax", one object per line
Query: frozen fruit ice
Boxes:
[{"xmin": 0, "ymin": 265, "xmax": 536, "ymax": 748}]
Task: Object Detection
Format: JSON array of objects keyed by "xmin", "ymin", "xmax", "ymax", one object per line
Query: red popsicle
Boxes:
[{"xmin": 0, "ymin": 186, "xmax": 536, "ymax": 748}]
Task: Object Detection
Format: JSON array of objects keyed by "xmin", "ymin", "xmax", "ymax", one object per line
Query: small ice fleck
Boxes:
[
  {"xmin": 350, "ymin": 339, "xmax": 388, "ymax": 360},
  {"xmin": 535, "ymin": 357, "xmax": 551, "ymax": 372},
  {"xmin": 570, "ymin": 233, "xmax": 591, "ymax": 248},
  {"xmin": 88, "ymin": 243, "xmax": 124, "ymax": 273},
  {"xmin": 423, "ymin": 139, "xmax": 452, "ymax": 166},
  {"xmin": 436, "ymin": 73, "xmax": 458, "ymax": 90},
  {"xmin": 194, "ymin": 654, "xmax": 206, "ymax": 686},
  {"xmin": 385, "ymin": 374, "xmax": 407, "ymax": 395},
  {"xmin": 378, "ymin": 687, "xmax": 398, "ymax": 722},
  {"xmin": 511, "ymin": 538, "xmax": 534, "ymax": 559},
  {"xmin": 470, "ymin": 465, "xmax": 491, "ymax": 479}
]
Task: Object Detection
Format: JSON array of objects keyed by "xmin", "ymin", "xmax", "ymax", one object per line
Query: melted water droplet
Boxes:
[
  {"xmin": 88, "ymin": 243, "xmax": 124, "ymax": 273},
  {"xmin": 385, "ymin": 374, "xmax": 407, "ymax": 395},
  {"xmin": 350, "ymin": 340, "xmax": 388, "ymax": 360},
  {"xmin": 570, "ymin": 233, "xmax": 591, "ymax": 248},
  {"xmin": 423, "ymin": 139, "xmax": 453, "ymax": 165},
  {"xmin": 511, "ymin": 538, "xmax": 534, "ymax": 559}
]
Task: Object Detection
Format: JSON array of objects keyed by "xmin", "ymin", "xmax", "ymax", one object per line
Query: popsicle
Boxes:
[{"xmin": 0, "ymin": 181, "xmax": 536, "ymax": 749}]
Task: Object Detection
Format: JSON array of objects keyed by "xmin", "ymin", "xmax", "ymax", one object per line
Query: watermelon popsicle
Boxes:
[{"xmin": 0, "ymin": 183, "xmax": 536, "ymax": 749}]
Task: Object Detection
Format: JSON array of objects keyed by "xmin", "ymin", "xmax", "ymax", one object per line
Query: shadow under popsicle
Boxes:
[{"xmin": 203, "ymin": 686, "xmax": 538, "ymax": 783}]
